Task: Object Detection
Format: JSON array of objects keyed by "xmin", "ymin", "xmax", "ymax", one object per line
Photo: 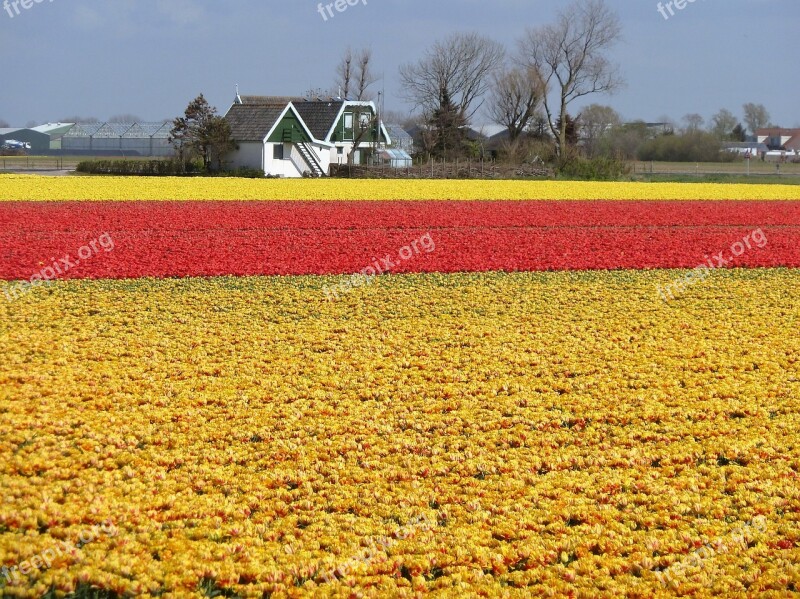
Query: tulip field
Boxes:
[{"xmin": 1, "ymin": 176, "xmax": 800, "ymax": 598}]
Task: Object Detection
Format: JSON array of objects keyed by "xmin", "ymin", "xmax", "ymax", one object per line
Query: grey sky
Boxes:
[{"xmin": 0, "ymin": 0, "xmax": 797, "ymax": 128}]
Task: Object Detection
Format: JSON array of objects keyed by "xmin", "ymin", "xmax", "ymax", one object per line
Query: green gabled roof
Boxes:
[
  {"xmin": 265, "ymin": 106, "xmax": 313, "ymax": 144},
  {"xmin": 226, "ymin": 100, "xmax": 319, "ymax": 145}
]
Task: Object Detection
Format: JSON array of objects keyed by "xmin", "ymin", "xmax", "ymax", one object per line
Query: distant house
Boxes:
[
  {"xmin": 722, "ymin": 141, "xmax": 769, "ymax": 157},
  {"xmin": 645, "ymin": 122, "xmax": 674, "ymax": 136},
  {"xmin": 465, "ymin": 124, "xmax": 509, "ymax": 142},
  {"xmin": 224, "ymin": 95, "xmax": 390, "ymax": 177},
  {"xmin": 756, "ymin": 128, "xmax": 800, "ymax": 152}
]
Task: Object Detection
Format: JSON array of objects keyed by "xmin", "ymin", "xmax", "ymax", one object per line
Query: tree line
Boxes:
[{"xmin": 163, "ymin": 0, "xmax": 784, "ymax": 173}]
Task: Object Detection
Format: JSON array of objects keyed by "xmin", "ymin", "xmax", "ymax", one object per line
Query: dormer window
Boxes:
[{"xmin": 343, "ymin": 113, "xmax": 354, "ymax": 140}]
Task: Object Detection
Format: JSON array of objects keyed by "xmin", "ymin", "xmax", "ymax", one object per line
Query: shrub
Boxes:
[
  {"xmin": 556, "ymin": 155, "xmax": 630, "ymax": 180},
  {"xmin": 496, "ymin": 138, "xmax": 556, "ymax": 165},
  {"xmin": 638, "ymin": 132, "xmax": 736, "ymax": 162},
  {"xmin": 206, "ymin": 167, "xmax": 267, "ymax": 178},
  {"xmin": 75, "ymin": 160, "xmax": 267, "ymax": 177},
  {"xmin": 76, "ymin": 159, "xmax": 202, "ymax": 176}
]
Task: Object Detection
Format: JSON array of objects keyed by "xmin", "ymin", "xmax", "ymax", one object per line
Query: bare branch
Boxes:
[
  {"xmin": 335, "ymin": 47, "xmax": 354, "ymax": 99},
  {"xmin": 488, "ymin": 67, "xmax": 543, "ymax": 141},
  {"xmin": 399, "ymin": 32, "xmax": 505, "ymax": 122},
  {"xmin": 518, "ymin": 0, "xmax": 623, "ymax": 155}
]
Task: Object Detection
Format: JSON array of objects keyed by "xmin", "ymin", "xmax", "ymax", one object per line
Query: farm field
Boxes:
[
  {"xmin": 1, "ymin": 177, "xmax": 799, "ymax": 598},
  {"xmin": 1, "ymin": 159, "xmax": 800, "ymax": 182},
  {"xmin": 630, "ymin": 160, "xmax": 800, "ymax": 176},
  {"xmin": 2, "ymin": 175, "xmax": 800, "ymax": 202}
]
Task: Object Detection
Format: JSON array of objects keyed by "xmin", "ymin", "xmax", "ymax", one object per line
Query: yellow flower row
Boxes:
[
  {"xmin": 1, "ymin": 174, "xmax": 799, "ymax": 202},
  {"xmin": 1, "ymin": 270, "xmax": 799, "ymax": 596}
]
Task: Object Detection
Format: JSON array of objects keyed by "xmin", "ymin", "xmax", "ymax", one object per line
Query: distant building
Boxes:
[
  {"xmin": 625, "ymin": 122, "xmax": 674, "ymax": 136},
  {"xmin": 62, "ymin": 122, "xmax": 173, "ymax": 156},
  {"xmin": 30, "ymin": 123, "xmax": 75, "ymax": 150},
  {"xmin": 756, "ymin": 128, "xmax": 800, "ymax": 152},
  {"xmin": 465, "ymin": 124, "xmax": 509, "ymax": 141},
  {"xmin": 224, "ymin": 95, "xmax": 390, "ymax": 177},
  {"xmin": 0, "ymin": 123, "xmax": 74, "ymax": 153},
  {"xmin": 721, "ymin": 141, "xmax": 769, "ymax": 157},
  {"xmin": 378, "ymin": 148, "xmax": 413, "ymax": 168},
  {"xmin": 384, "ymin": 124, "xmax": 414, "ymax": 154}
]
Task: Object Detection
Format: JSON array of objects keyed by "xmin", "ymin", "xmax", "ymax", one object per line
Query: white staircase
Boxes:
[{"xmin": 296, "ymin": 142, "xmax": 326, "ymax": 177}]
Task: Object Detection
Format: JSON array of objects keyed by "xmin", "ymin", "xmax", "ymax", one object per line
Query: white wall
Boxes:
[
  {"xmin": 230, "ymin": 141, "xmax": 335, "ymax": 177},
  {"xmin": 227, "ymin": 142, "xmax": 263, "ymax": 170},
  {"xmin": 288, "ymin": 144, "xmax": 309, "ymax": 177},
  {"xmin": 308, "ymin": 143, "xmax": 332, "ymax": 174},
  {"xmin": 265, "ymin": 142, "xmax": 304, "ymax": 178}
]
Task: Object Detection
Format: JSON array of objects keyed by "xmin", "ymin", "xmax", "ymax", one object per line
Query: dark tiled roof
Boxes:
[
  {"xmin": 226, "ymin": 97, "xmax": 348, "ymax": 142},
  {"xmin": 225, "ymin": 104, "xmax": 285, "ymax": 142},
  {"xmin": 240, "ymin": 95, "xmax": 304, "ymax": 105},
  {"xmin": 756, "ymin": 128, "xmax": 800, "ymax": 137},
  {"xmin": 385, "ymin": 124, "xmax": 412, "ymax": 139},
  {"xmin": 293, "ymin": 101, "xmax": 345, "ymax": 140}
]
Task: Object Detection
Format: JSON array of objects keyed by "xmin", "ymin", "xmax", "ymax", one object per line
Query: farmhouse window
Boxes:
[{"xmin": 343, "ymin": 113, "xmax": 354, "ymax": 140}]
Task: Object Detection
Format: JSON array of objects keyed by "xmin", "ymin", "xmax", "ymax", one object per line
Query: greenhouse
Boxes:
[{"xmin": 62, "ymin": 122, "xmax": 173, "ymax": 156}]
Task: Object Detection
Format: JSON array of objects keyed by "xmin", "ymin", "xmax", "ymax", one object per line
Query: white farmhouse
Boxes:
[{"xmin": 224, "ymin": 95, "xmax": 390, "ymax": 177}]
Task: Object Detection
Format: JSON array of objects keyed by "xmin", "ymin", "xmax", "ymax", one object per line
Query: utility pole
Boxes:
[{"xmin": 375, "ymin": 91, "xmax": 382, "ymax": 165}]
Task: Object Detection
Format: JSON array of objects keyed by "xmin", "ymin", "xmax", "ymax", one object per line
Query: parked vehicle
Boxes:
[{"xmin": 1, "ymin": 140, "xmax": 31, "ymax": 151}]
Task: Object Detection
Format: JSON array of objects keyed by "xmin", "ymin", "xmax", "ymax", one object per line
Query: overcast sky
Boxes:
[{"xmin": 0, "ymin": 0, "xmax": 797, "ymax": 128}]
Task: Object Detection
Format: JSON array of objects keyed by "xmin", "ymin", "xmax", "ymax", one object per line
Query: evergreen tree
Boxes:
[
  {"xmin": 731, "ymin": 123, "xmax": 747, "ymax": 142},
  {"xmin": 429, "ymin": 88, "xmax": 468, "ymax": 159},
  {"xmin": 170, "ymin": 94, "xmax": 234, "ymax": 171},
  {"xmin": 555, "ymin": 113, "xmax": 579, "ymax": 148}
]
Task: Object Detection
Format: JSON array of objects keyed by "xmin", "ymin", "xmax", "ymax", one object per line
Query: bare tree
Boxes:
[
  {"xmin": 530, "ymin": 112, "xmax": 551, "ymax": 140},
  {"xmin": 399, "ymin": 32, "xmax": 505, "ymax": 122},
  {"xmin": 656, "ymin": 114, "xmax": 677, "ymax": 134},
  {"xmin": 518, "ymin": 0, "xmax": 623, "ymax": 156},
  {"xmin": 337, "ymin": 49, "xmax": 353, "ymax": 99},
  {"xmin": 335, "ymin": 47, "xmax": 378, "ymax": 100},
  {"xmin": 381, "ymin": 109, "xmax": 415, "ymax": 130},
  {"xmin": 682, "ymin": 113, "xmax": 705, "ymax": 133},
  {"xmin": 710, "ymin": 108, "xmax": 739, "ymax": 139},
  {"xmin": 0, "ymin": 119, "xmax": 10, "ymax": 128},
  {"xmin": 742, "ymin": 103, "xmax": 771, "ymax": 135},
  {"xmin": 488, "ymin": 67, "xmax": 543, "ymax": 141},
  {"xmin": 304, "ymin": 87, "xmax": 337, "ymax": 101},
  {"xmin": 579, "ymin": 103, "xmax": 621, "ymax": 156},
  {"xmin": 344, "ymin": 108, "xmax": 381, "ymax": 166}
]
